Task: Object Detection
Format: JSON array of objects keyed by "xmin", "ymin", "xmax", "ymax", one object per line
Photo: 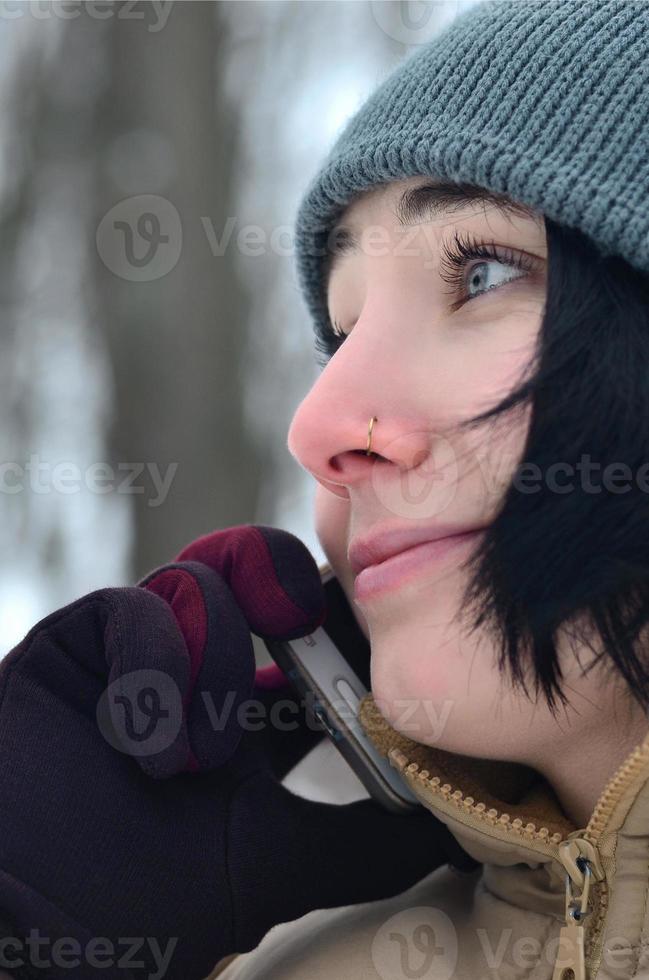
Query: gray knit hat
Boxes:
[{"xmin": 294, "ymin": 0, "xmax": 649, "ymax": 342}]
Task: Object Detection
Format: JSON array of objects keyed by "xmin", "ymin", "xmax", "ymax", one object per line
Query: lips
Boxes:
[{"xmin": 348, "ymin": 522, "xmax": 488, "ymax": 576}]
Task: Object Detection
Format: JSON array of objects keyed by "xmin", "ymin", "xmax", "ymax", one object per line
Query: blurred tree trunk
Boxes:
[{"xmin": 93, "ymin": 1, "xmax": 260, "ymax": 580}]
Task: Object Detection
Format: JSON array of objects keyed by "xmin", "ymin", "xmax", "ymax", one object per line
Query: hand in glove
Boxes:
[{"xmin": 0, "ymin": 524, "xmax": 477, "ymax": 980}]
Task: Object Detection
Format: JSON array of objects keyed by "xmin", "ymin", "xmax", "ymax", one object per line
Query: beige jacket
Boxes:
[{"xmin": 209, "ymin": 692, "xmax": 649, "ymax": 980}]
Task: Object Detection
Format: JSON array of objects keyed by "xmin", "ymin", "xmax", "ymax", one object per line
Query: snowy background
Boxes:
[{"xmin": 0, "ymin": 0, "xmax": 480, "ymax": 655}]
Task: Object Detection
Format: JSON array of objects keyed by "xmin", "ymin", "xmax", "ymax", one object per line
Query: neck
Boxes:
[{"xmin": 528, "ymin": 690, "xmax": 649, "ymax": 829}]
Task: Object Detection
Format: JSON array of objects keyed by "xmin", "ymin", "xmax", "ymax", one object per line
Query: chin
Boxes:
[
  {"xmin": 370, "ymin": 642, "xmax": 425, "ymax": 727},
  {"xmin": 369, "ymin": 635, "xmax": 477, "ymax": 751}
]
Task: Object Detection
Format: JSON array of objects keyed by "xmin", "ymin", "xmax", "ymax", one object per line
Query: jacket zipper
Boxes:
[
  {"xmin": 388, "ymin": 732, "xmax": 649, "ymax": 980},
  {"xmin": 551, "ymin": 835, "xmax": 601, "ymax": 980}
]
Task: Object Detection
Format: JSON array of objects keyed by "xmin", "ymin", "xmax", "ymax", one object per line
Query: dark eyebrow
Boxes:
[{"xmin": 324, "ymin": 179, "xmax": 541, "ymax": 290}]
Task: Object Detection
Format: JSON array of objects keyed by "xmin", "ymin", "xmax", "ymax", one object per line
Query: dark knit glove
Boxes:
[{"xmin": 0, "ymin": 524, "xmax": 477, "ymax": 980}]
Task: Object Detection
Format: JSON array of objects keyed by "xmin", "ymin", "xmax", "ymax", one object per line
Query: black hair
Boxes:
[{"xmin": 455, "ymin": 214, "xmax": 649, "ymax": 715}]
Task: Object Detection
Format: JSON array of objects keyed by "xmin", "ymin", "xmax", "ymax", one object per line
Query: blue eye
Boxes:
[
  {"xmin": 438, "ymin": 228, "xmax": 538, "ymax": 313},
  {"xmin": 314, "ymin": 229, "xmax": 540, "ymax": 368}
]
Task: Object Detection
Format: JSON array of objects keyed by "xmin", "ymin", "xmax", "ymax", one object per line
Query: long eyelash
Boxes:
[
  {"xmin": 314, "ymin": 317, "xmax": 345, "ymax": 369},
  {"xmin": 439, "ymin": 229, "xmax": 536, "ymax": 313},
  {"xmin": 313, "ymin": 230, "xmax": 538, "ymax": 366}
]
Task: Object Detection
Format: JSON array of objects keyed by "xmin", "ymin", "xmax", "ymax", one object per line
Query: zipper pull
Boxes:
[
  {"xmin": 551, "ymin": 843, "xmax": 595, "ymax": 980},
  {"xmin": 552, "ymin": 913, "xmax": 587, "ymax": 980}
]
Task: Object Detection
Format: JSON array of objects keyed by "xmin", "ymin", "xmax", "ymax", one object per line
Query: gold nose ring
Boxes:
[{"xmin": 366, "ymin": 416, "xmax": 377, "ymax": 456}]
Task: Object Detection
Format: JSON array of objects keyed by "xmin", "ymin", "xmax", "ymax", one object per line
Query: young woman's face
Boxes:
[{"xmin": 287, "ymin": 175, "xmax": 569, "ymax": 760}]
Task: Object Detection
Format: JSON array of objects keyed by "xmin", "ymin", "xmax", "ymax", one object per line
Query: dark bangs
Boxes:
[{"xmin": 456, "ymin": 215, "xmax": 649, "ymax": 715}]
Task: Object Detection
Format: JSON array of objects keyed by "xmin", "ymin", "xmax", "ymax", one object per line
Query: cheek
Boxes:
[{"xmin": 459, "ymin": 394, "xmax": 532, "ymax": 520}]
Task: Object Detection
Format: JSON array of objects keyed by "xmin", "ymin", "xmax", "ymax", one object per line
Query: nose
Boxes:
[{"xmin": 287, "ymin": 374, "xmax": 434, "ymax": 500}]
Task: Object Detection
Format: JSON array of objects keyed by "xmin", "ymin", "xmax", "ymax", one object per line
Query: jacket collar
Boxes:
[
  {"xmin": 358, "ymin": 692, "xmax": 576, "ymax": 866},
  {"xmin": 358, "ymin": 691, "xmax": 649, "ymax": 980}
]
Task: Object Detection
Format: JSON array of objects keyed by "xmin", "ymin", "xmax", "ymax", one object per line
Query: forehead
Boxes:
[{"xmin": 324, "ymin": 177, "xmax": 543, "ymax": 288}]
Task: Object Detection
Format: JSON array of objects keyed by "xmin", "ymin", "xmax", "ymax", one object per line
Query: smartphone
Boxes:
[{"xmin": 263, "ymin": 561, "xmax": 422, "ymax": 814}]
